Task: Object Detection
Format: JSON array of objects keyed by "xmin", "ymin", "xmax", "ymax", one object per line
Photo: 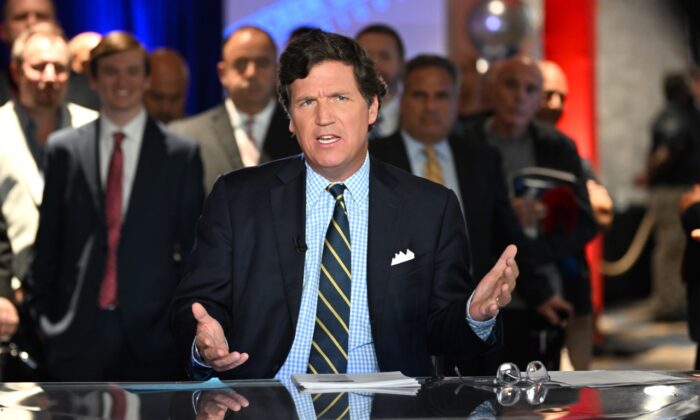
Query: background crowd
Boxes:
[{"xmin": 0, "ymin": 0, "xmax": 699, "ymax": 383}]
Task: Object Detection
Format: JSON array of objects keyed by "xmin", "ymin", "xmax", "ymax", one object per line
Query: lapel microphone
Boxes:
[{"xmin": 293, "ymin": 236, "xmax": 307, "ymax": 254}]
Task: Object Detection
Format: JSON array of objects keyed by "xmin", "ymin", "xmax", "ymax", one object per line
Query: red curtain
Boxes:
[{"xmin": 543, "ymin": 0, "xmax": 603, "ymax": 315}]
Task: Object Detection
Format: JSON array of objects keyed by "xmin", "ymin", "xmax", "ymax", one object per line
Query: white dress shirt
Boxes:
[
  {"xmin": 98, "ymin": 108, "xmax": 146, "ymax": 216},
  {"xmin": 224, "ymin": 97, "xmax": 276, "ymax": 167},
  {"xmin": 400, "ymin": 129, "xmax": 464, "ymax": 207}
]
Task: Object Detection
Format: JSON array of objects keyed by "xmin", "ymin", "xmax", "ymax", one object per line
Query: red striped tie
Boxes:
[{"xmin": 99, "ymin": 131, "xmax": 124, "ymax": 309}]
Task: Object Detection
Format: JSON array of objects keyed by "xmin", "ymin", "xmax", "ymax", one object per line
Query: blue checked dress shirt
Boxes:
[
  {"xmin": 191, "ymin": 153, "xmax": 495, "ymax": 375},
  {"xmin": 274, "ymin": 153, "xmax": 495, "ymax": 380}
]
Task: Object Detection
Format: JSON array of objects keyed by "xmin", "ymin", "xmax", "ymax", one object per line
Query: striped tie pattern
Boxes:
[
  {"xmin": 308, "ymin": 183, "xmax": 351, "ymax": 375},
  {"xmin": 312, "ymin": 392, "xmax": 349, "ymax": 419},
  {"xmin": 423, "ymin": 146, "xmax": 445, "ymax": 186}
]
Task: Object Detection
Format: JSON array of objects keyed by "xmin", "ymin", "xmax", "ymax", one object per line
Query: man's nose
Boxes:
[
  {"xmin": 315, "ymin": 101, "xmax": 333, "ymax": 125},
  {"xmin": 42, "ymin": 64, "xmax": 57, "ymax": 82},
  {"xmin": 548, "ymin": 92, "xmax": 564, "ymax": 108},
  {"xmin": 243, "ymin": 61, "xmax": 258, "ymax": 78}
]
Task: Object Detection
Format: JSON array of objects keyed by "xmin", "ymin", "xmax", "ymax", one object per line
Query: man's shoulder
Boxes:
[
  {"xmin": 530, "ymin": 120, "xmax": 576, "ymax": 146},
  {"xmin": 372, "ymin": 157, "xmax": 453, "ymax": 199},
  {"xmin": 217, "ymin": 155, "xmax": 304, "ymax": 191},
  {"xmin": 369, "ymin": 131, "xmax": 404, "ymax": 156},
  {"xmin": 0, "ymin": 100, "xmax": 13, "ymax": 117},
  {"xmin": 66, "ymin": 103, "xmax": 98, "ymax": 127},
  {"xmin": 169, "ymin": 104, "xmax": 227, "ymax": 134},
  {"xmin": 157, "ymin": 119, "xmax": 199, "ymax": 151},
  {"xmin": 48, "ymin": 119, "xmax": 96, "ymax": 149}
]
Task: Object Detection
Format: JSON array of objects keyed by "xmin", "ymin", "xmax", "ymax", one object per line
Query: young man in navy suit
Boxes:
[
  {"xmin": 171, "ymin": 30, "xmax": 519, "ymax": 382},
  {"xmin": 30, "ymin": 31, "xmax": 203, "ymax": 381}
]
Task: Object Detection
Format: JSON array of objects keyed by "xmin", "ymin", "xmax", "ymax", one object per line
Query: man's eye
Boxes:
[
  {"xmin": 299, "ymin": 99, "xmax": 314, "ymax": 107},
  {"xmin": 335, "ymin": 95, "xmax": 348, "ymax": 101}
]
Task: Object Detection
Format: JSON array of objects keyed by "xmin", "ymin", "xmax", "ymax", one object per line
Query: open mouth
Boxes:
[{"xmin": 317, "ymin": 134, "xmax": 340, "ymax": 145}]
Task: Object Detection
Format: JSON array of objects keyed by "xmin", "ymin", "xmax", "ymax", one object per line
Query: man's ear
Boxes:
[
  {"xmin": 368, "ymin": 95, "xmax": 379, "ymax": 125},
  {"xmin": 0, "ymin": 24, "xmax": 8, "ymax": 45},
  {"xmin": 9, "ymin": 61, "xmax": 20, "ymax": 85},
  {"xmin": 216, "ymin": 61, "xmax": 226, "ymax": 84}
]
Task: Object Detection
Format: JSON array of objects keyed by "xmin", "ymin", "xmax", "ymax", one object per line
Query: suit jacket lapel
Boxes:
[
  {"xmin": 270, "ymin": 157, "xmax": 306, "ymax": 329},
  {"xmin": 76, "ymin": 121, "xmax": 103, "ymax": 217},
  {"xmin": 122, "ymin": 117, "xmax": 165, "ymax": 230},
  {"xmin": 211, "ymin": 105, "xmax": 243, "ymax": 169},
  {"xmin": 366, "ymin": 158, "xmax": 402, "ymax": 331}
]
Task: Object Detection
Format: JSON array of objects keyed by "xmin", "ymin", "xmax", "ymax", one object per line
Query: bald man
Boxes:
[
  {"xmin": 67, "ymin": 31, "xmax": 101, "ymax": 74},
  {"xmin": 462, "ymin": 56, "xmax": 597, "ymax": 371},
  {"xmin": 144, "ymin": 48, "xmax": 189, "ymax": 123},
  {"xmin": 535, "ymin": 59, "xmax": 613, "ymax": 369},
  {"xmin": 170, "ymin": 26, "xmax": 300, "ymax": 192},
  {"xmin": 536, "ymin": 60, "xmax": 569, "ymax": 125},
  {"xmin": 65, "ymin": 31, "xmax": 101, "ymax": 110}
]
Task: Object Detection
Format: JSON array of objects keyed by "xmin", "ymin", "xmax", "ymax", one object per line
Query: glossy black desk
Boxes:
[{"xmin": 0, "ymin": 371, "xmax": 698, "ymax": 419}]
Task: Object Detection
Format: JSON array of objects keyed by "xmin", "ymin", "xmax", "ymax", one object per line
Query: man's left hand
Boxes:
[{"xmin": 469, "ymin": 245, "xmax": 519, "ymax": 321}]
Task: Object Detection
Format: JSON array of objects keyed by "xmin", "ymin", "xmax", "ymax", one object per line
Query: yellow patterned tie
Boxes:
[
  {"xmin": 308, "ymin": 183, "xmax": 351, "ymax": 375},
  {"xmin": 423, "ymin": 146, "xmax": 445, "ymax": 185}
]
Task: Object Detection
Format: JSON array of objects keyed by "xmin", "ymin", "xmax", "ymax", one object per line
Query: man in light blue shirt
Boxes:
[{"xmin": 171, "ymin": 30, "xmax": 519, "ymax": 387}]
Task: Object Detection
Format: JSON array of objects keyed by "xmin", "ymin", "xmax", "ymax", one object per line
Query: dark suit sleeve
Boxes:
[
  {"xmin": 26, "ymin": 140, "xmax": 69, "ymax": 317},
  {"xmin": 427, "ymin": 191, "xmax": 499, "ymax": 355},
  {"xmin": 171, "ymin": 176, "xmax": 234, "ymax": 378}
]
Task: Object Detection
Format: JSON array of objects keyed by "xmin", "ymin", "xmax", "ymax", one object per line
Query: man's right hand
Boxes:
[
  {"xmin": 192, "ymin": 302, "xmax": 249, "ymax": 371},
  {"xmin": 536, "ymin": 294, "xmax": 574, "ymax": 326}
]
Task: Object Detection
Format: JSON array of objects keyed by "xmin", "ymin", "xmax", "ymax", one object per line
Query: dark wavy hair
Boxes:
[
  {"xmin": 89, "ymin": 31, "xmax": 150, "ymax": 78},
  {"xmin": 278, "ymin": 29, "xmax": 387, "ymax": 114}
]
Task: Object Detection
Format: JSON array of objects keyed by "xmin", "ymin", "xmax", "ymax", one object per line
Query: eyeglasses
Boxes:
[
  {"xmin": 454, "ymin": 361, "xmax": 551, "ymax": 406},
  {"xmin": 494, "ymin": 361, "xmax": 550, "ymax": 386}
]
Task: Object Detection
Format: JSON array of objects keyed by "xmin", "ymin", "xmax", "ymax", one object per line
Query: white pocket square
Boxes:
[{"xmin": 391, "ymin": 249, "xmax": 415, "ymax": 266}]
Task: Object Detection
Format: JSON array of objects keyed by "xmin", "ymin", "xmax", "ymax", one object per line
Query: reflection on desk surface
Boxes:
[{"xmin": 0, "ymin": 371, "xmax": 698, "ymax": 419}]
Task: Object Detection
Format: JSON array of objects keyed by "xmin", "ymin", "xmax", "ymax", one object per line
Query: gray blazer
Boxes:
[{"xmin": 169, "ymin": 103, "xmax": 300, "ymax": 192}]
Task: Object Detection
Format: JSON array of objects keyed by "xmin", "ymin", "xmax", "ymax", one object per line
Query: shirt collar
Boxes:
[
  {"xmin": 13, "ymin": 99, "xmax": 71, "ymax": 131},
  {"xmin": 400, "ymin": 128, "xmax": 450, "ymax": 160},
  {"xmin": 305, "ymin": 153, "xmax": 370, "ymax": 210},
  {"xmin": 100, "ymin": 107, "xmax": 147, "ymax": 142},
  {"xmin": 224, "ymin": 97, "xmax": 277, "ymax": 128}
]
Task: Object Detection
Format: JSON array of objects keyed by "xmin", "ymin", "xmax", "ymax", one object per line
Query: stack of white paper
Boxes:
[{"xmin": 292, "ymin": 372, "xmax": 421, "ymax": 395}]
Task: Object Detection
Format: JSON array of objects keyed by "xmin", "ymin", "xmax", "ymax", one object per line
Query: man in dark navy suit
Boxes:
[
  {"xmin": 171, "ymin": 30, "xmax": 519, "ymax": 382},
  {"xmin": 29, "ymin": 31, "xmax": 203, "ymax": 381}
]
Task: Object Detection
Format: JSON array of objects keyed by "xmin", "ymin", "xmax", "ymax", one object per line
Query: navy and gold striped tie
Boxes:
[{"xmin": 308, "ymin": 183, "xmax": 351, "ymax": 375}]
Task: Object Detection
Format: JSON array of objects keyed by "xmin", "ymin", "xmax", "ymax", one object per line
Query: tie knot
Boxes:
[
  {"xmin": 244, "ymin": 117, "xmax": 255, "ymax": 133},
  {"xmin": 423, "ymin": 146, "xmax": 437, "ymax": 159},
  {"xmin": 326, "ymin": 183, "xmax": 347, "ymax": 199},
  {"xmin": 113, "ymin": 131, "xmax": 125, "ymax": 146}
]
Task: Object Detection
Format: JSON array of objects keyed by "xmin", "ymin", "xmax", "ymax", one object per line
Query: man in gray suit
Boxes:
[{"xmin": 170, "ymin": 26, "xmax": 300, "ymax": 192}]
